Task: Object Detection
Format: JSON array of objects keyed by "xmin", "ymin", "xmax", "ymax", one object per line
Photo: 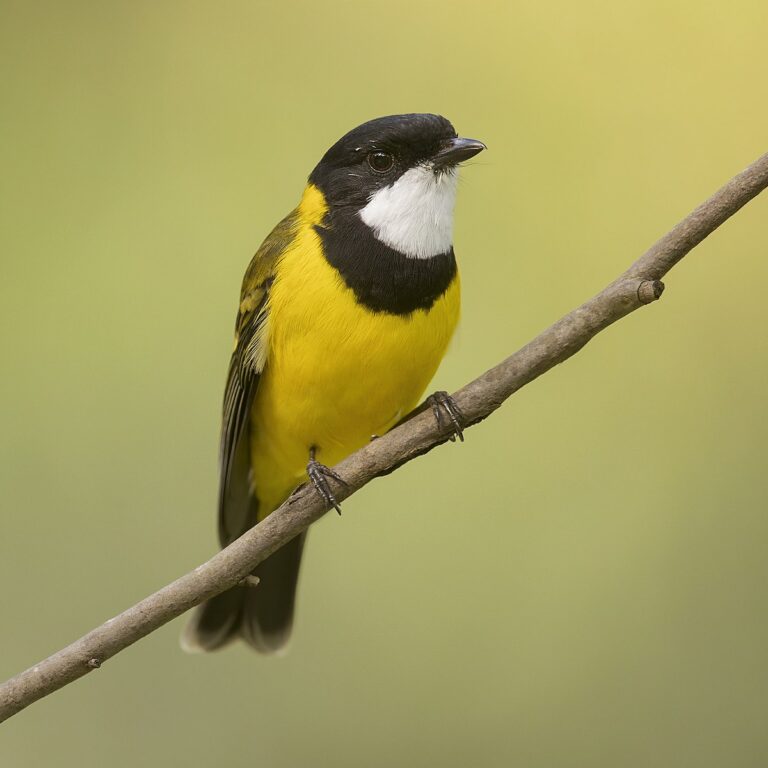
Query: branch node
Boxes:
[
  {"xmin": 637, "ymin": 279, "xmax": 665, "ymax": 304},
  {"xmin": 238, "ymin": 575, "xmax": 260, "ymax": 588},
  {"xmin": 86, "ymin": 658, "xmax": 101, "ymax": 669}
]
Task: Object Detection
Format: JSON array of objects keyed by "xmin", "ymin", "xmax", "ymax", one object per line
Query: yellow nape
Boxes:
[
  {"xmin": 248, "ymin": 184, "xmax": 460, "ymax": 517},
  {"xmin": 297, "ymin": 183, "xmax": 328, "ymax": 227}
]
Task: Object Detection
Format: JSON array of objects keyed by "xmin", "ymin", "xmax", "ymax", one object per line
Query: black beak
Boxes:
[{"xmin": 432, "ymin": 137, "xmax": 486, "ymax": 170}]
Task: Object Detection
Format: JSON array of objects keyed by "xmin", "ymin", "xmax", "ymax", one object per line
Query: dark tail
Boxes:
[{"xmin": 182, "ymin": 533, "xmax": 306, "ymax": 654}]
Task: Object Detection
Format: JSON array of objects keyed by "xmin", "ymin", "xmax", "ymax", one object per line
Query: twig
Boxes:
[{"xmin": 1, "ymin": 151, "xmax": 767, "ymax": 724}]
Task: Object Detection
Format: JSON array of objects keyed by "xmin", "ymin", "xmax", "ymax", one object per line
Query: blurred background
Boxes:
[{"xmin": 1, "ymin": 1, "xmax": 767, "ymax": 765}]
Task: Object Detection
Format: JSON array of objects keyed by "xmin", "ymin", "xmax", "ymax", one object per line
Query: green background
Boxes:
[{"xmin": 2, "ymin": 1, "xmax": 767, "ymax": 765}]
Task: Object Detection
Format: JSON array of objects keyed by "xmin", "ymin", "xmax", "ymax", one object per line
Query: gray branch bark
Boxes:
[{"xmin": 2, "ymin": 151, "xmax": 767, "ymax": 724}]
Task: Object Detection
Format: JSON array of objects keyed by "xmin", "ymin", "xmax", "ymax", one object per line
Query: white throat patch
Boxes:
[{"xmin": 359, "ymin": 165, "xmax": 458, "ymax": 259}]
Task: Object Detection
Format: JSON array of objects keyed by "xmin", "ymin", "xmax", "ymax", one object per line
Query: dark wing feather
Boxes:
[
  {"xmin": 183, "ymin": 208, "xmax": 303, "ymax": 652},
  {"xmin": 217, "ymin": 209, "xmax": 299, "ymax": 547}
]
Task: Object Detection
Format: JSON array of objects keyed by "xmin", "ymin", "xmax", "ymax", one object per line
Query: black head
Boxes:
[{"xmin": 308, "ymin": 113, "xmax": 484, "ymax": 210}]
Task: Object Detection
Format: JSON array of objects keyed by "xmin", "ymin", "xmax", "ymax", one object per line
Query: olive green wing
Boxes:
[{"xmin": 217, "ymin": 209, "xmax": 299, "ymax": 547}]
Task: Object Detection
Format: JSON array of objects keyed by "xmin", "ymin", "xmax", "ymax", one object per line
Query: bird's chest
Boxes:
[{"xmin": 254, "ymin": 235, "xmax": 460, "ymax": 465}]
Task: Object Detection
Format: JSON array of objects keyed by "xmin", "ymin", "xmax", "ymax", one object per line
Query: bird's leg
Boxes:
[
  {"xmin": 393, "ymin": 391, "xmax": 466, "ymax": 441},
  {"xmin": 426, "ymin": 391, "xmax": 465, "ymax": 442},
  {"xmin": 306, "ymin": 446, "xmax": 348, "ymax": 515}
]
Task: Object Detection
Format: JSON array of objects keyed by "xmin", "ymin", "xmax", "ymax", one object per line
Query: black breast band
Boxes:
[{"xmin": 314, "ymin": 213, "xmax": 457, "ymax": 315}]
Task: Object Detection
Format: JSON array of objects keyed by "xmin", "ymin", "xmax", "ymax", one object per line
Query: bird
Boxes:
[{"xmin": 182, "ymin": 113, "xmax": 485, "ymax": 654}]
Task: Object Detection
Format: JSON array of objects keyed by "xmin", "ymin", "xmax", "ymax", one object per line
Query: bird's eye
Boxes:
[{"xmin": 367, "ymin": 151, "xmax": 394, "ymax": 173}]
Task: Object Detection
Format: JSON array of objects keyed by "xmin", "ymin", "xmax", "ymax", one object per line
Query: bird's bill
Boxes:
[{"xmin": 432, "ymin": 137, "xmax": 486, "ymax": 170}]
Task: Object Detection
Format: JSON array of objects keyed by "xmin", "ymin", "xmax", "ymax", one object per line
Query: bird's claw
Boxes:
[
  {"xmin": 307, "ymin": 458, "xmax": 348, "ymax": 515},
  {"xmin": 427, "ymin": 391, "xmax": 465, "ymax": 442}
]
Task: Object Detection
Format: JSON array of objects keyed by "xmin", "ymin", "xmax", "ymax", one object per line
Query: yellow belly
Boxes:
[{"xmin": 249, "ymin": 217, "xmax": 460, "ymax": 517}]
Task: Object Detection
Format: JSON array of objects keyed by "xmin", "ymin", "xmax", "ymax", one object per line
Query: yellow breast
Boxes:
[{"xmin": 249, "ymin": 187, "xmax": 460, "ymax": 515}]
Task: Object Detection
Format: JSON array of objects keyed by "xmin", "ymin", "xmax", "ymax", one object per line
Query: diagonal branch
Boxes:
[{"xmin": 2, "ymin": 151, "xmax": 767, "ymax": 724}]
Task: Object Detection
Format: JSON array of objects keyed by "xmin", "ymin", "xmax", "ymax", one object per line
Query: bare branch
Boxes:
[{"xmin": 2, "ymin": 152, "xmax": 767, "ymax": 724}]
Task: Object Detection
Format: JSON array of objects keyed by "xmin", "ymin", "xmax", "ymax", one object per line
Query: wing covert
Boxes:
[{"xmin": 217, "ymin": 209, "xmax": 299, "ymax": 546}]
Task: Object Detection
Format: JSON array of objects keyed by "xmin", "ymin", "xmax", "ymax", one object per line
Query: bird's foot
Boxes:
[
  {"xmin": 307, "ymin": 452, "xmax": 348, "ymax": 515},
  {"xmin": 427, "ymin": 391, "xmax": 465, "ymax": 442}
]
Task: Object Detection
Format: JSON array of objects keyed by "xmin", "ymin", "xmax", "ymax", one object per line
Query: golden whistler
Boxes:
[{"xmin": 183, "ymin": 114, "xmax": 485, "ymax": 653}]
